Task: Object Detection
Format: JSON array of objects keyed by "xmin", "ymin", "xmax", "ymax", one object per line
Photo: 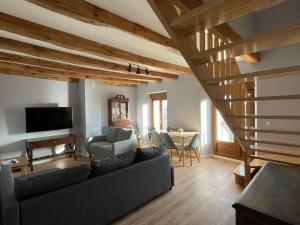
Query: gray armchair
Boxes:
[{"xmin": 87, "ymin": 127, "xmax": 137, "ymax": 158}]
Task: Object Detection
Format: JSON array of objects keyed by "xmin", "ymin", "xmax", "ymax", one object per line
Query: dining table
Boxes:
[
  {"xmin": 167, "ymin": 131, "xmax": 199, "ymax": 147},
  {"xmin": 167, "ymin": 131, "xmax": 200, "ymax": 166}
]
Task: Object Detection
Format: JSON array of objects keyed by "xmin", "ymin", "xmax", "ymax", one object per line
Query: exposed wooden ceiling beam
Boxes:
[
  {"xmin": 101, "ymin": 81, "xmax": 137, "ymax": 88},
  {"xmin": 0, "ymin": 61, "xmax": 147, "ymax": 85},
  {"xmin": 169, "ymin": 0, "xmax": 259, "ymax": 64},
  {"xmin": 170, "ymin": 0, "xmax": 283, "ymax": 31},
  {"xmin": 191, "ymin": 23, "xmax": 300, "ymax": 64},
  {"xmin": 0, "ymin": 12, "xmax": 191, "ymax": 74},
  {"xmin": 0, "ymin": 52, "xmax": 161, "ymax": 83},
  {"xmin": 26, "ymin": 0, "xmax": 178, "ymax": 54},
  {"xmin": 0, "ymin": 37, "xmax": 178, "ymax": 80}
]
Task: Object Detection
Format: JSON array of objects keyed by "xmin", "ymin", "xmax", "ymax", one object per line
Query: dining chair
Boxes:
[
  {"xmin": 151, "ymin": 130, "xmax": 163, "ymax": 146},
  {"xmin": 161, "ymin": 133, "xmax": 180, "ymax": 162},
  {"xmin": 179, "ymin": 134, "xmax": 200, "ymax": 166}
]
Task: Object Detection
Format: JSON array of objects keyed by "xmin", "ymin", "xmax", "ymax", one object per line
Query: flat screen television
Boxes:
[{"xmin": 26, "ymin": 107, "xmax": 73, "ymax": 133}]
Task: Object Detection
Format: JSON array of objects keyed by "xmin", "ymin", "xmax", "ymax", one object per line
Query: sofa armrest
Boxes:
[
  {"xmin": 87, "ymin": 135, "xmax": 107, "ymax": 152},
  {"xmin": 0, "ymin": 165, "xmax": 20, "ymax": 225}
]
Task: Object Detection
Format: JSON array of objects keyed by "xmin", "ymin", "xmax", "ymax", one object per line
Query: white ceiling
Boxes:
[{"xmin": 0, "ymin": 0, "xmax": 188, "ymax": 68}]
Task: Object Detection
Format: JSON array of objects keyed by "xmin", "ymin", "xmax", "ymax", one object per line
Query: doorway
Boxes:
[{"xmin": 150, "ymin": 92, "xmax": 167, "ymax": 132}]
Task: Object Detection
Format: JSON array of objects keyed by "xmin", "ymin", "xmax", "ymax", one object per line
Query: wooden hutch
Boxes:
[{"xmin": 108, "ymin": 95, "xmax": 131, "ymax": 128}]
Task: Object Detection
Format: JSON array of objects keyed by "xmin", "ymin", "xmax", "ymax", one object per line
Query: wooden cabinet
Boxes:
[{"xmin": 108, "ymin": 95, "xmax": 130, "ymax": 127}]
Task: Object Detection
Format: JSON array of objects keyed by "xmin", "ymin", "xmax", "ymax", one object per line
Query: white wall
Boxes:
[
  {"xmin": 0, "ymin": 74, "xmax": 80, "ymax": 159},
  {"xmin": 136, "ymin": 75, "xmax": 214, "ymax": 155},
  {"xmin": 236, "ymin": 1, "xmax": 300, "ymax": 152}
]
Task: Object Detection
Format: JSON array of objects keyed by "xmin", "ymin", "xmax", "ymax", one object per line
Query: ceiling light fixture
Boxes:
[{"xmin": 127, "ymin": 64, "xmax": 132, "ymax": 72}]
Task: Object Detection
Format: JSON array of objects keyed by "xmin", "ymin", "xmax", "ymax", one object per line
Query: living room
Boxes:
[{"xmin": 1, "ymin": 1, "xmax": 300, "ymax": 225}]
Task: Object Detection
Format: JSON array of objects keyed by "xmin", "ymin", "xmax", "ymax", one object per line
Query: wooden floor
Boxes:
[
  {"xmin": 114, "ymin": 155, "xmax": 242, "ymax": 225},
  {"xmin": 19, "ymin": 154, "xmax": 242, "ymax": 225}
]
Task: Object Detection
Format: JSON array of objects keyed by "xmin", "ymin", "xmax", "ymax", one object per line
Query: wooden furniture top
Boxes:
[
  {"xmin": 0, "ymin": 156, "xmax": 28, "ymax": 169},
  {"xmin": 167, "ymin": 131, "xmax": 199, "ymax": 138},
  {"xmin": 233, "ymin": 162, "xmax": 300, "ymax": 225},
  {"xmin": 26, "ymin": 134, "xmax": 76, "ymax": 143},
  {"xmin": 112, "ymin": 120, "xmax": 133, "ymax": 129}
]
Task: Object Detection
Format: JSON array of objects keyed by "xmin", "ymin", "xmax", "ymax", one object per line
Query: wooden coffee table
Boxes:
[{"xmin": 0, "ymin": 156, "xmax": 28, "ymax": 175}]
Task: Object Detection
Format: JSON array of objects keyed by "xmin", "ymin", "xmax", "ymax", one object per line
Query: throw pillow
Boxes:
[
  {"xmin": 14, "ymin": 164, "xmax": 91, "ymax": 199},
  {"xmin": 90, "ymin": 150, "xmax": 136, "ymax": 177},
  {"xmin": 134, "ymin": 144, "xmax": 166, "ymax": 163}
]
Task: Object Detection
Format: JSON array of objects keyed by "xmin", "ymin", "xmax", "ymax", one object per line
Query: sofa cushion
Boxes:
[
  {"xmin": 90, "ymin": 150, "xmax": 136, "ymax": 177},
  {"xmin": 107, "ymin": 126, "xmax": 119, "ymax": 143},
  {"xmin": 90, "ymin": 141, "xmax": 113, "ymax": 158},
  {"xmin": 14, "ymin": 164, "xmax": 91, "ymax": 199},
  {"xmin": 116, "ymin": 129, "xmax": 132, "ymax": 142},
  {"xmin": 135, "ymin": 144, "xmax": 166, "ymax": 163}
]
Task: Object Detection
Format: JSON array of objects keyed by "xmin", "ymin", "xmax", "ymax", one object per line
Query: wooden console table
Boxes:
[{"xmin": 26, "ymin": 134, "xmax": 77, "ymax": 171}]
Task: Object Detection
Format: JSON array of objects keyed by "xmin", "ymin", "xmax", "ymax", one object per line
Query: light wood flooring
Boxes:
[
  {"xmin": 114, "ymin": 155, "xmax": 242, "ymax": 225},
  {"xmin": 18, "ymin": 153, "xmax": 242, "ymax": 225}
]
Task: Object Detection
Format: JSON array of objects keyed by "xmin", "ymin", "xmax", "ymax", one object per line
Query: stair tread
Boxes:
[
  {"xmin": 218, "ymin": 95, "xmax": 300, "ymax": 102},
  {"xmin": 235, "ymin": 127, "xmax": 300, "ymax": 135},
  {"xmin": 226, "ymin": 114, "xmax": 300, "ymax": 119},
  {"xmin": 233, "ymin": 164, "xmax": 255, "ymax": 177},
  {"xmin": 204, "ymin": 65, "xmax": 300, "ymax": 86},
  {"xmin": 250, "ymin": 154, "xmax": 300, "ymax": 166}
]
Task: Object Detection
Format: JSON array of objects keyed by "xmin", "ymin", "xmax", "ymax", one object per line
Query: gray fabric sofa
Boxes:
[
  {"xmin": 0, "ymin": 155, "xmax": 174, "ymax": 225},
  {"xmin": 88, "ymin": 127, "xmax": 137, "ymax": 158}
]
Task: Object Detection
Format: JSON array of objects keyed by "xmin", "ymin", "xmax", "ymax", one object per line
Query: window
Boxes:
[
  {"xmin": 150, "ymin": 92, "xmax": 167, "ymax": 132},
  {"xmin": 216, "ymin": 110, "xmax": 234, "ymax": 142}
]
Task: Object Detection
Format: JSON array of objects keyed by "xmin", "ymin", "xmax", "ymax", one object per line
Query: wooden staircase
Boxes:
[{"xmin": 148, "ymin": 0, "xmax": 300, "ymax": 184}]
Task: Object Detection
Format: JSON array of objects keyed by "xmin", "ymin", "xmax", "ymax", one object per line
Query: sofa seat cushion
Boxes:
[
  {"xmin": 14, "ymin": 164, "xmax": 91, "ymax": 200},
  {"xmin": 116, "ymin": 129, "xmax": 132, "ymax": 142},
  {"xmin": 107, "ymin": 126, "xmax": 119, "ymax": 143},
  {"xmin": 135, "ymin": 144, "xmax": 166, "ymax": 163},
  {"xmin": 90, "ymin": 150, "xmax": 136, "ymax": 177}
]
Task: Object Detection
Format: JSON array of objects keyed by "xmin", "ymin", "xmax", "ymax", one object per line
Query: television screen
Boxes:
[{"xmin": 26, "ymin": 107, "xmax": 73, "ymax": 133}]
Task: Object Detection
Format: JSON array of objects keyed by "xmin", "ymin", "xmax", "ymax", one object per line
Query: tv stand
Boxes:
[{"xmin": 26, "ymin": 134, "xmax": 77, "ymax": 171}]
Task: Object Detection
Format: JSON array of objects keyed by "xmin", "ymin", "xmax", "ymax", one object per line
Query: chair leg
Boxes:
[
  {"xmin": 170, "ymin": 148, "xmax": 173, "ymax": 162},
  {"xmin": 178, "ymin": 149, "xmax": 182, "ymax": 162},
  {"xmin": 190, "ymin": 149, "xmax": 192, "ymax": 166},
  {"xmin": 193, "ymin": 149, "xmax": 200, "ymax": 162},
  {"xmin": 183, "ymin": 150, "xmax": 185, "ymax": 167},
  {"xmin": 89, "ymin": 153, "xmax": 92, "ymax": 159}
]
